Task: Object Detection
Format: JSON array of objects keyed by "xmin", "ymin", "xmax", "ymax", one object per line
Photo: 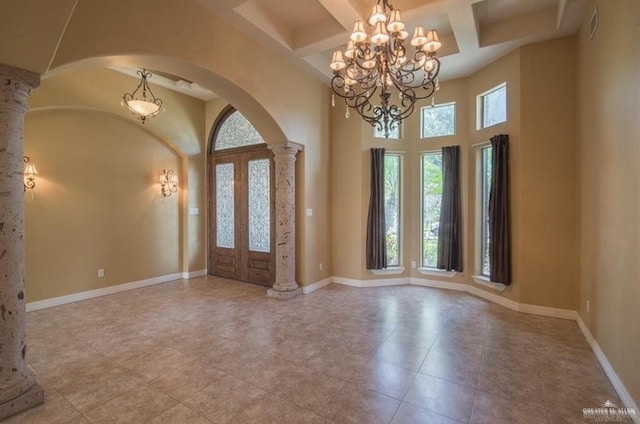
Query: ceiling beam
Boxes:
[
  {"xmin": 315, "ymin": 0, "xmax": 365, "ymax": 31},
  {"xmin": 446, "ymin": 1, "xmax": 480, "ymax": 52},
  {"xmin": 235, "ymin": 1, "xmax": 294, "ymax": 50}
]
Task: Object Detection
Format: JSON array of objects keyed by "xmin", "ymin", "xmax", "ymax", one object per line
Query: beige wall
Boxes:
[
  {"xmin": 23, "ymin": 68, "xmax": 206, "ymax": 302},
  {"xmin": 24, "ymin": 110, "xmax": 182, "ymax": 302},
  {"xmin": 577, "ymin": 0, "xmax": 640, "ymax": 405},
  {"xmin": 519, "ymin": 37, "xmax": 578, "ymax": 309}
]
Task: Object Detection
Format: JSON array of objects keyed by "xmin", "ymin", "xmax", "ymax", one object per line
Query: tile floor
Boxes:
[{"xmin": 8, "ymin": 277, "xmax": 626, "ymax": 423}]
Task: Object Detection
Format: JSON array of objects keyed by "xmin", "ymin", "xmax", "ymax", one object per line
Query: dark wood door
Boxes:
[{"xmin": 209, "ymin": 146, "xmax": 275, "ymax": 286}]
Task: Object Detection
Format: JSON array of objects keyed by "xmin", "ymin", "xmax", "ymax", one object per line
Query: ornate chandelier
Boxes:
[
  {"xmin": 122, "ymin": 69, "xmax": 163, "ymax": 124},
  {"xmin": 329, "ymin": 0, "xmax": 442, "ymax": 138}
]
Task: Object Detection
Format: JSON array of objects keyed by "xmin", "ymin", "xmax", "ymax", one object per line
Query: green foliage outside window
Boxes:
[
  {"xmin": 422, "ymin": 153, "xmax": 443, "ymax": 267},
  {"xmin": 384, "ymin": 155, "xmax": 400, "ymax": 267}
]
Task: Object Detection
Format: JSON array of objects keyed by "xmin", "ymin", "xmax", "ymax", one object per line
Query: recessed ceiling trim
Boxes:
[
  {"xmin": 316, "ymin": 0, "xmax": 365, "ymax": 30},
  {"xmin": 235, "ymin": 1, "xmax": 294, "ymax": 49}
]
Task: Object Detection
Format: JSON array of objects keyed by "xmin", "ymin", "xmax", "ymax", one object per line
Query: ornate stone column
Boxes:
[
  {"xmin": 268, "ymin": 143, "xmax": 302, "ymax": 299},
  {"xmin": 0, "ymin": 63, "xmax": 44, "ymax": 420}
]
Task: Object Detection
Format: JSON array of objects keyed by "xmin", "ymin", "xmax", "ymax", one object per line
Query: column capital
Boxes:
[
  {"xmin": 268, "ymin": 141, "xmax": 303, "ymax": 156},
  {"xmin": 0, "ymin": 63, "xmax": 41, "ymax": 114},
  {"xmin": 0, "ymin": 63, "xmax": 40, "ymax": 88}
]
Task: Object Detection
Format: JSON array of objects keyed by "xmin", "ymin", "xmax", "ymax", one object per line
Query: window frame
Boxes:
[
  {"xmin": 420, "ymin": 101, "xmax": 456, "ymax": 139},
  {"xmin": 476, "ymin": 82, "xmax": 507, "ymax": 130}
]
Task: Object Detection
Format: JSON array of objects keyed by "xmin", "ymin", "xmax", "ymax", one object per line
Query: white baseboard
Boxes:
[
  {"xmin": 301, "ymin": 277, "xmax": 333, "ymax": 294},
  {"xmin": 333, "ymin": 276, "xmax": 408, "ymax": 288},
  {"xmin": 26, "ymin": 273, "xmax": 184, "ymax": 312},
  {"xmin": 577, "ymin": 316, "xmax": 640, "ymax": 423},
  {"xmin": 182, "ymin": 269, "xmax": 207, "ymax": 279},
  {"xmin": 410, "ymin": 277, "xmax": 467, "ymax": 292}
]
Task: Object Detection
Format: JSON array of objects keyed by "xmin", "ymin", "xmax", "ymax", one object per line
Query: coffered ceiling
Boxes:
[{"xmin": 195, "ymin": 0, "xmax": 588, "ymax": 82}]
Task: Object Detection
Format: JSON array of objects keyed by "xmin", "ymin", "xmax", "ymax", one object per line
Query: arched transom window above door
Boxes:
[{"xmin": 214, "ymin": 108, "xmax": 265, "ymax": 150}]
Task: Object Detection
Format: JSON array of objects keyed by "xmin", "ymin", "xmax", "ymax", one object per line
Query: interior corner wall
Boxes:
[
  {"xmin": 518, "ymin": 36, "xmax": 579, "ymax": 310},
  {"xmin": 577, "ymin": 0, "xmax": 640, "ymax": 406},
  {"xmin": 330, "ymin": 100, "xmax": 364, "ymax": 279},
  {"xmin": 24, "ymin": 110, "xmax": 182, "ymax": 302}
]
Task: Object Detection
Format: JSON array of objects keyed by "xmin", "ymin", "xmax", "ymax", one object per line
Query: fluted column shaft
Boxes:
[
  {"xmin": 267, "ymin": 143, "xmax": 302, "ymax": 299},
  {"xmin": 0, "ymin": 63, "xmax": 43, "ymax": 420}
]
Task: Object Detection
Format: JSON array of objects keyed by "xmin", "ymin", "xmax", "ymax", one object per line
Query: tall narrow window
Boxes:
[
  {"xmin": 247, "ymin": 159, "xmax": 270, "ymax": 253},
  {"xmin": 480, "ymin": 146, "xmax": 493, "ymax": 276},
  {"xmin": 216, "ymin": 163, "xmax": 235, "ymax": 249},
  {"xmin": 384, "ymin": 154, "xmax": 401, "ymax": 267},
  {"xmin": 421, "ymin": 152, "xmax": 442, "ymax": 268},
  {"xmin": 478, "ymin": 83, "xmax": 507, "ymax": 129}
]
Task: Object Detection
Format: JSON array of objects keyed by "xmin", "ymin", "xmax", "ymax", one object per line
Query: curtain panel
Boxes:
[
  {"xmin": 489, "ymin": 134, "xmax": 511, "ymax": 284},
  {"xmin": 437, "ymin": 145, "xmax": 463, "ymax": 272},
  {"xmin": 366, "ymin": 148, "xmax": 387, "ymax": 270}
]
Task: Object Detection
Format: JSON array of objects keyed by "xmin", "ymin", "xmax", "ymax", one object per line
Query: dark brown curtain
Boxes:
[
  {"xmin": 366, "ymin": 148, "xmax": 387, "ymax": 269},
  {"xmin": 437, "ymin": 145, "xmax": 463, "ymax": 272},
  {"xmin": 489, "ymin": 134, "xmax": 511, "ymax": 284}
]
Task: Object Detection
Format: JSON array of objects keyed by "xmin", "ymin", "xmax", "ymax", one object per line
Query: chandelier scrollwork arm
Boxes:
[{"xmin": 329, "ymin": 0, "xmax": 443, "ymax": 138}]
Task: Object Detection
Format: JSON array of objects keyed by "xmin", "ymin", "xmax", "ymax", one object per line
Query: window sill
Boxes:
[
  {"xmin": 472, "ymin": 275, "xmax": 507, "ymax": 292},
  {"xmin": 370, "ymin": 267, "xmax": 405, "ymax": 276},
  {"xmin": 418, "ymin": 268, "xmax": 457, "ymax": 278}
]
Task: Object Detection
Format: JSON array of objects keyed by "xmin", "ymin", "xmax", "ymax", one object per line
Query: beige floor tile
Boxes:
[
  {"xmin": 403, "ymin": 373, "xmax": 475, "ymax": 422},
  {"xmin": 83, "ymin": 384, "xmax": 177, "ymax": 424},
  {"xmin": 148, "ymin": 404, "xmax": 213, "ymax": 424},
  {"xmin": 374, "ymin": 339, "xmax": 431, "ymax": 370},
  {"xmin": 114, "ymin": 346, "xmax": 196, "ymax": 381},
  {"xmin": 477, "ymin": 363, "xmax": 546, "ymax": 407},
  {"xmin": 226, "ymin": 396, "xmax": 317, "ymax": 424},
  {"xmin": 391, "ymin": 403, "xmax": 464, "ymax": 424},
  {"xmin": 471, "ymin": 390, "xmax": 550, "ymax": 424},
  {"xmin": 320, "ymin": 383, "xmax": 400, "ymax": 424},
  {"xmin": 183, "ymin": 374, "xmax": 267, "ymax": 424},
  {"xmin": 420, "ymin": 346, "xmax": 481, "ymax": 388},
  {"xmin": 150, "ymin": 360, "xmax": 227, "ymax": 402}
]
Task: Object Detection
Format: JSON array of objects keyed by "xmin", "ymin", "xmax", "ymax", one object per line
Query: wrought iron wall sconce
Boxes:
[
  {"xmin": 23, "ymin": 156, "xmax": 38, "ymax": 192},
  {"xmin": 160, "ymin": 169, "xmax": 178, "ymax": 197}
]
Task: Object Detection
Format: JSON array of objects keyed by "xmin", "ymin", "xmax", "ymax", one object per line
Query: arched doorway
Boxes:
[{"xmin": 208, "ymin": 106, "xmax": 275, "ymax": 286}]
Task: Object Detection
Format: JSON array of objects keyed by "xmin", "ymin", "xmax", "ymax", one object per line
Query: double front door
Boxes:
[{"xmin": 209, "ymin": 146, "xmax": 275, "ymax": 286}]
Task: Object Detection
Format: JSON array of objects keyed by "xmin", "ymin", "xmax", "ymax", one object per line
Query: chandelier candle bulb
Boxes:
[
  {"xmin": 351, "ymin": 21, "xmax": 368, "ymax": 42},
  {"xmin": 369, "ymin": 5, "xmax": 386, "ymax": 25},
  {"xmin": 411, "ymin": 26, "xmax": 428, "ymax": 47},
  {"xmin": 425, "ymin": 29, "xmax": 442, "ymax": 52},
  {"xmin": 330, "ymin": 51, "xmax": 347, "ymax": 71},
  {"xmin": 371, "ymin": 21, "xmax": 390, "ymax": 45},
  {"xmin": 387, "ymin": 10, "xmax": 404, "ymax": 33},
  {"xmin": 345, "ymin": 40, "xmax": 355, "ymax": 59}
]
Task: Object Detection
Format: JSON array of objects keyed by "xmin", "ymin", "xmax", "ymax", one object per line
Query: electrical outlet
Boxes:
[
  {"xmin": 319, "ymin": 263, "xmax": 323, "ymax": 271},
  {"xmin": 587, "ymin": 300, "xmax": 590, "ymax": 313},
  {"xmin": 98, "ymin": 269, "xmax": 105, "ymax": 278},
  {"xmin": 411, "ymin": 261, "xmax": 417, "ymax": 269}
]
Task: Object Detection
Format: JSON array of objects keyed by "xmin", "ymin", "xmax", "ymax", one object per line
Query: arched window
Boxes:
[{"xmin": 213, "ymin": 107, "xmax": 265, "ymax": 151}]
